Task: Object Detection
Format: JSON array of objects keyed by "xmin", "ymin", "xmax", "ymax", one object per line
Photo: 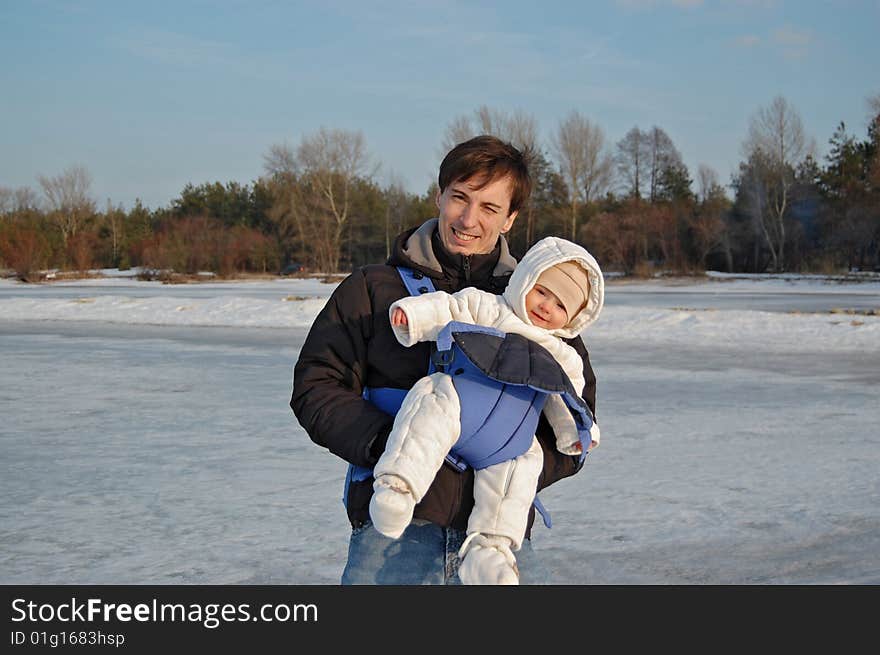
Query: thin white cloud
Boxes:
[
  {"xmin": 110, "ymin": 30, "xmax": 235, "ymax": 68},
  {"xmin": 773, "ymin": 25, "xmax": 813, "ymax": 60},
  {"xmin": 722, "ymin": 0, "xmax": 778, "ymax": 7},
  {"xmin": 107, "ymin": 29, "xmax": 309, "ymax": 84},
  {"xmin": 729, "ymin": 25, "xmax": 813, "ymax": 59},
  {"xmin": 615, "ymin": 0, "xmax": 704, "ymax": 7},
  {"xmin": 734, "ymin": 34, "xmax": 761, "ymax": 48},
  {"xmin": 615, "ymin": 0, "xmax": 656, "ymax": 8},
  {"xmin": 773, "ymin": 25, "xmax": 813, "ymax": 47}
]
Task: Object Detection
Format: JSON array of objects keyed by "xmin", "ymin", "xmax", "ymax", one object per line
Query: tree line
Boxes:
[{"xmin": 1, "ymin": 94, "xmax": 878, "ymax": 282}]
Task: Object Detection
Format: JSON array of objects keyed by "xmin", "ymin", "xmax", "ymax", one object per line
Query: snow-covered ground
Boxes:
[{"xmin": 1, "ymin": 273, "xmax": 878, "ymax": 584}]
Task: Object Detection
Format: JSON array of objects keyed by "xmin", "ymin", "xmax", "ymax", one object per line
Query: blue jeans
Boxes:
[{"xmin": 341, "ymin": 520, "xmax": 549, "ymax": 585}]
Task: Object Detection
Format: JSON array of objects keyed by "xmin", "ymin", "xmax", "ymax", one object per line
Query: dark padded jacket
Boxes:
[{"xmin": 290, "ymin": 219, "xmax": 598, "ymax": 536}]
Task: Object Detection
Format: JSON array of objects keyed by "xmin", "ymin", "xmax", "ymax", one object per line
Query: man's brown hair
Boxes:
[{"xmin": 438, "ymin": 135, "xmax": 532, "ymax": 216}]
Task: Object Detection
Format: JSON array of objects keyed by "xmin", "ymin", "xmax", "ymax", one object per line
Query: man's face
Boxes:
[{"xmin": 435, "ymin": 175, "xmax": 518, "ymax": 256}]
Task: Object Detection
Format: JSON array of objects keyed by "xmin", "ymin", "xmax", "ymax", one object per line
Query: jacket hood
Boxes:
[{"xmin": 502, "ymin": 236, "xmax": 604, "ymax": 338}]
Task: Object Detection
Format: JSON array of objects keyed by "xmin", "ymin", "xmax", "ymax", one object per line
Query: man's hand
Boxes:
[{"xmin": 391, "ymin": 308, "xmax": 408, "ymax": 326}]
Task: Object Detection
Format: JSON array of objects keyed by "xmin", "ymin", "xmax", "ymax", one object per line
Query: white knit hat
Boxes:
[{"xmin": 535, "ymin": 260, "xmax": 591, "ymax": 321}]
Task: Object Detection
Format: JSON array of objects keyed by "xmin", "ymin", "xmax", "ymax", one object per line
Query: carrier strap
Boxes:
[
  {"xmin": 344, "ymin": 266, "xmax": 552, "ymax": 529},
  {"xmin": 397, "ymin": 266, "xmax": 435, "ymax": 297},
  {"xmin": 434, "ymin": 320, "xmax": 505, "ymax": 355}
]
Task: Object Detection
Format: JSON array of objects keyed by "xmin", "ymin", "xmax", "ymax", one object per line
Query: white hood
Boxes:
[{"xmin": 502, "ymin": 236, "xmax": 604, "ymax": 339}]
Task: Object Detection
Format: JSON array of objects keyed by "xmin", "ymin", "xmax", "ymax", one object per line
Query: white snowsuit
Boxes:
[{"xmin": 369, "ymin": 236, "xmax": 604, "ymax": 584}]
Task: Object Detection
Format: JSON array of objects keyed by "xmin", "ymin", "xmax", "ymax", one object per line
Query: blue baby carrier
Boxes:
[{"xmin": 344, "ymin": 267, "xmax": 595, "ymax": 529}]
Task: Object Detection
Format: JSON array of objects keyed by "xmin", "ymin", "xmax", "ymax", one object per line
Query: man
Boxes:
[{"xmin": 290, "ymin": 135, "xmax": 597, "ymax": 584}]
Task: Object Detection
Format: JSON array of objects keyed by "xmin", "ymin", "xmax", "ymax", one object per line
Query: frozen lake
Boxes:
[
  {"xmin": 3, "ymin": 273, "xmax": 879, "ymax": 313},
  {"xmin": 1, "ymin": 275, "xmax": 879, "ymax": 584}
]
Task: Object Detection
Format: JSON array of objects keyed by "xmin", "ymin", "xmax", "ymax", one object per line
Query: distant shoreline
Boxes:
[{"xmin": 5, "ymin": 268, "xmax": 880, "ymax": 287}]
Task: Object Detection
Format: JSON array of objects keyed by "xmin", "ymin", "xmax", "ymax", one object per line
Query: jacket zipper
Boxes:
[{"xmin": 462, "ymin": 256, "xmax": 471, "ymax": 284}]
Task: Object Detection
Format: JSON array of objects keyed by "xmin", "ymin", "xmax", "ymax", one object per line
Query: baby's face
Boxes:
[{"xmin": 524, "ymin": 284, "xmax": 569, "ymax": 330}]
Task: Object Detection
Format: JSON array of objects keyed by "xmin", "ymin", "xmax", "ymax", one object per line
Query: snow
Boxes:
[
  {"xmin": 2, "ymin": 273, "xmax": 878, "ymax": 350},
  {"xmin": 1, "ymin": 272, "xmax": 878, "ymax": 584}
]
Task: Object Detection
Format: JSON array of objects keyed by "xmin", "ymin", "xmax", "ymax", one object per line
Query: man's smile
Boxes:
[{"xmin": 451, "ymin": 226, "xmax": 479, "ymax": 241}]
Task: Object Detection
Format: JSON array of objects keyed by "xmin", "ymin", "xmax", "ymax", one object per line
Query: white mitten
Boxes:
[
  {"xmin": 543, "ymin": 395, "xmax": 601, "ymax": 454},
  {"xmin": 458, "ymin": 533, "xmax": 519, "ymax": 585},
  {"xmin": 556, "ymin": 435, "xmax": 583, "ymax": 456},
  {"xmin": 369, "ymin": 475, "xmax": 416, "ymax": 539},
  {"xmin": 589, "ymin": 420, "xmax": 601, "ymax": 449},
  {"xmin": 557, "ymin": 421, "xmax": 601, "ymax": 455},
  {"xmin": 542, "ymin": 395, "xmax": 580, "ymax": 454}
]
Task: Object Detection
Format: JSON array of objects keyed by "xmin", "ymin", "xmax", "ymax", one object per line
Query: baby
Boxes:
[{"xmin": 370, "ymin": 236, "xmax": 604, "ymax": 584}]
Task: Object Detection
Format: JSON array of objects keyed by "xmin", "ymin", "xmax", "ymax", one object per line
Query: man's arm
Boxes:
[
  {"xmin": 535, "ymin": 335, "xmax": 598, "ymax": 490},
  {"xmin": 290, "ymin": 269, "xmax": 394, "ymax": 468}
]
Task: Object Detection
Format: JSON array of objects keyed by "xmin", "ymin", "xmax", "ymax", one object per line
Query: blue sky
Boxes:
[{"xmin": 2, "ymin": 0, "xmax": 878, "ymax": 210}]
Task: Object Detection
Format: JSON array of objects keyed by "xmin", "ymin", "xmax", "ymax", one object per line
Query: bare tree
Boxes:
[
  {"xmin": 867, "ymin": 92, "xmax": 880, "ymax": 121},
  {"xmin": 263, "ymin": 129, "xmax": 376, "ymax": 273},
  {"xmin": 298, "ymin": 128, "xmax": 374, "ymax": 272},
  {"xmin": 740, "ymin": 96, "xmax": 812, "ymax": 271},
  {"xmin": 614, "ymin": 127, "xmax": 653, "ymax": 261},
  {"xmin": 551, "ymin": 110, "xmax": 613, "ymax": 240},
  {"xmin": 14, "ymin": 187, "xmax": 41, "ymax": 212},
  {"xmin": 690, "ymin": 166, "xmax": 729, "ymax": 269},
  {"xmin": 37, "ymin": 165, "xmax": 95, "ymax": 249},
  {"xmin": 103, "ymin": 199, "xmax": 125, "ymax": 267},
  {"xmin": 645, "ymin": 126, "xmax": 685, "ymax": 203},
  {"xmin": 263, "ymin": 142, "xmax": 298, "ymax": 177},
  {"xmin": 442, "ymin": 106, "xmax": 539, "ymax": 157},
  {"xmin": 0, "ymin": 187, "xmax": 14, "ymax": 215},
  {"xmin": 384, "ymin": 174, "xmax": 408, "ymax": 260},
  {"xmin": 615, "ymin": 127, "xmax": 651, "ymax": 200},
  {"xmin": 490, "ymin": 109, "xmax": 541, "ymax": 245},
  {"xmin": 616, "ymin": 126, "xmax": 685, "ymax": 203},
  {"xmin": 264, "ymin": 129, "xmax": 375, "ymax": 273},
  {"xmin": 474, "ymin": 105, "xmax": 501, "ymax": 139},
  {"xmin": 504, "ymin": 109, "xmax": 540, "ymax": 158},
  {"xmin": 696, "ymin": 164, "xmax": 721, "ymax": 203},
  {"xmin": 744, "ymin": 96, "xmax": 811, "ymax": 169},
  {"xmin": 441, "ymin": 115, "xmax": 477, "ymax": 154},
  {"xmin": 867, "ymin": 93, "xmax": 880, "ymax": 194},
  {"xmin": 262, "ymin": 142, "xmax": 307, "ymax": 267}
]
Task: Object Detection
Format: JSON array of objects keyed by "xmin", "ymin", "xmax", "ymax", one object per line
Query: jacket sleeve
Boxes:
[
  {"xmin": 390, "ymin": 288, "xmax": 505, "ymax": 346},
  {"xmin": 290, "ymin": 269, "xmax": 395, "ymax": 468},
  {"xmin": 534, "ymin": 334, "xmax": 598, "ymax": 492}
]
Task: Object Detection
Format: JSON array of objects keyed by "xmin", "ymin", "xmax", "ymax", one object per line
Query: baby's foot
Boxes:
[
  {"xmin": 369, "ymin": 475, "xmax": 416, "ymax": 539},
  {"xmin": 458, "ymin": 534, "xmax": 519, "ymax": 585}
]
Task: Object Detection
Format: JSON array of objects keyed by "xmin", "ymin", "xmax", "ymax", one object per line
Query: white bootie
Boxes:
[
  {"xmin": 458, "ymin": 533, "xmax": 519, "ymax": 585},
  {"xmin": 369, "ymin": 475, "xmax": 416, "ymax": 539}
]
